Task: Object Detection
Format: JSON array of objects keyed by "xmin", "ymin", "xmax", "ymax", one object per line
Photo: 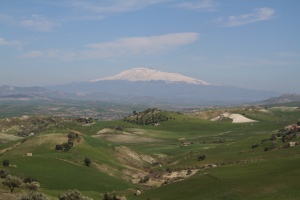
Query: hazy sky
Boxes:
[{"xmin": 1, "ymin": 0, "xmax": 299, "ymax": 93}]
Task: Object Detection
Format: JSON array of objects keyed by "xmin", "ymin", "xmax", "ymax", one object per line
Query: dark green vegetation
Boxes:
[
  {"xmin": 123, "ymin": 108, "xmax": 173, "ymax": 125},
  {"xmin": 0, "ymin": 103, "xmax": 300, "ymax": 199}
]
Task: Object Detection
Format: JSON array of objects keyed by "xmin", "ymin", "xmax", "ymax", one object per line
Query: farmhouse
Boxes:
[{"xmin": 289, "ymin": 142, "xmax": 298, "ymax": 147}]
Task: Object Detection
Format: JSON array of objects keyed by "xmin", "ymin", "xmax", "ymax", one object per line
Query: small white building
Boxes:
[{"xmin": 289, "ymin": 142, "xmax": 298, "ymax": 147}]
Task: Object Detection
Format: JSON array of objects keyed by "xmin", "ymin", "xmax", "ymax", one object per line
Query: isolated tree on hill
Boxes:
[
  {"xmin": 2, "ymin": 175, "xmax": 23, "ymax": 193},
  {"xmin": 84, "ymin": 157, "xmax": 91, "ymax": 167},
  {"xmin": 2, "ymin": 159, "xmax": 10, "ymax": 167},
  {"xmin": 198, "ymin": 155, "xmax": 206, "ymax": 161}
]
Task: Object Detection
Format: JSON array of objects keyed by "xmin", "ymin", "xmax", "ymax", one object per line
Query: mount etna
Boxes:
[
  {"xmin": 46, "ymin": 67, "xmax": 279, "ymax": 105},
  {"xmin": 0, "ymin": 67, "xmax": 280, "ymax": 105}
]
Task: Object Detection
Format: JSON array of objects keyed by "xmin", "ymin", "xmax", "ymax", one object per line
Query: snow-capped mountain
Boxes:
[
  {"xmin": 46, "ymin": 67, "xmax": 280, "ymax": 105},
  {"xmin": 90, "ymin": 67, "xmax": 210, "ymax": 85}
]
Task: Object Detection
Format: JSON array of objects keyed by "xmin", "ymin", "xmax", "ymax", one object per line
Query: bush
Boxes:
[
  {"xmin": 56, "ymin": 144, "xmax": 63, "ymax": 151},
  {"xmin": 0, "ymin": 169, "xmax": 9, "ymax": 178},
  {"xmin": 103, "ymin": 193, "xmax": 121, "ymax": 200},
  {"xmin": 2, "ymin": 175, "xmax": 23, "ymax": 193},
  {"xmin": 251, "ymin": 143, "xmax": 260, "ymax": 148},
  {"xmin": 56, "ymin": 141, "xmax": 73, "ymax": 152},
  {"xmin": 198, "ymin": 155, "xmax": 206, "ymax": 161},
  {"xmin": 139, "ymin": 176, "xmax": 150, "ymax": 183},
  {"xmin": 24, "ymin": 177, "xmax": 37, "ymax": 183},
  {"xmin": 58, "ymin": 189, "xmax": 91, "ymax": 200},
  {"xmin": 3, "ymin": 159, "xmax": 10, "ymax": 167},
  {"xmin": 24, "ymin": 181, "xmax": 40, "ymax": 191},
  {"xmin": 20, "ymin": 191, "xmax": 49, "ymax": 200},
  {"xmin": 84, "ymin": 157, "xmax": 91, "ymax": 167},
  {"xmin": 264, "ymin": 146, "xmax": 277, "ymax": 151}
]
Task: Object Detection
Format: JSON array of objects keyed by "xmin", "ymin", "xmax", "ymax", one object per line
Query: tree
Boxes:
[
  {"xmin": 84, "ymin": 157, "xmax": 91, "ymax": 167},
  {"xmin": 103, "ymin": 193, "xmax": 121, "ymax": 200},
  {"xmin": 0, "ymin": 169, "xmax": 9, "ymax": 178},
  {"xmin": 3, "ymin": 159, "xmax": 10, "ymax": 167},
  {"xmin": 59, "ymin": 189, "xmax": 91, "ymax": 200},
  {"xmin": 20, "ymin": 191, "xmax": 49, "ymax": 200},
  {"xmin": 55, "ymin": 144, "xmax": 63, "ymax": 151},
  {"xmin": 24, "ymin": 181, "xmax": 40, "ymax": 191},
  {"xmin": 2, "ymin": 175, "xmax": 23, "ymax": 193},
  {"xmin": 198, "ymin": 155, "xmax": 206, "ymax": 161},
  {"xmin": 24, "ymin": 177, "xmax": 37, "ymax": 183}
]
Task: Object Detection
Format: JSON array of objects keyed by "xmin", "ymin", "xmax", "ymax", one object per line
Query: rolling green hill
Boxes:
[{"xmin": 0, "ymin": 105, "xmax": 299, "ymax": 199}]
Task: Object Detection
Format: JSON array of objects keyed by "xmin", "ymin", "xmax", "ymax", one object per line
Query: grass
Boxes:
[
  {"xmin": 4, "ymin": 156, "xmax": 132, "ymax": 199},
  {"xmin": 0, "ymin": 105, "xmax": 299, "ymax": 199},
  {"xmin": 135, "ymin": 157, "xmax": 300, "ymax": 200}
]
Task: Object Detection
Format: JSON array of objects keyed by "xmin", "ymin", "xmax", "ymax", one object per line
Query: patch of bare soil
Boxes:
[
  {"xmin": 122, "ymin": 168, "xmax": 149, "ymax": 184},
  {"xmin": 29, "ymin": 134, "xmax": 69, "ymax": 148},
  {"xmin": 94, "ymin": 163, "xmax": 120, "ymax": 177},
  {"xmin": 142, "ymin": 169, "xmax": 199, "ymax": 187},
  {"xmin": 114, "ymin": 146, "xmax": 156, "ymax": 168},
  {"xmin": 0, "ymin": 189, "xmax": 22, "ymax": 200},
  {"xmin": 90, "ymin": 145, "xmax": 199, "ymax": 187},
  {"xmin": 211, "ymin": 113, "xmax": 258, "ymax": 123}
]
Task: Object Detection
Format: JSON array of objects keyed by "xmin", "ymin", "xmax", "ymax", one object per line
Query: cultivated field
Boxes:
[{"xmin": 0, "ymin": 104, "xmax": 299, "ymax": 199}]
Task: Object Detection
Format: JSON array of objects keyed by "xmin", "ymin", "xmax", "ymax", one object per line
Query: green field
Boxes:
[{"xmin": 0, "ymin": 104, "xmax": 300, "ymax": 199}]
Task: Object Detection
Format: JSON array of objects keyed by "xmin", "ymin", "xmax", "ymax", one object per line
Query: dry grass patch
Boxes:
[{"xmin": 94, "ymin": 128, "xmax": 160, "ymax": 143}]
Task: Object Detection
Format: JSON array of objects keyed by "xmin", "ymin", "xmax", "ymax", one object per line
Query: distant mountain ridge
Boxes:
[
  {"xmin": 0, "ymin": 68, "xmax": 283, "ymax": 105},
  {"xmin": 257, "ymin": 94, "xmax": 300, "ymax": 105},
  {"xmin": 90, "ymin": 67, "xmax": 210, "ymax": 85},
  {"xmin": 46, "ymin": 67, "xmax": 280, "ymax": 105},
  {"xmin": 0, "ymin": 85, "xmax": 47, "ymax": 94}
]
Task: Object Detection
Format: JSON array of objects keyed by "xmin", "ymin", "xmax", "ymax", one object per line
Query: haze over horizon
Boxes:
[{"xmin": 1, "ymin": 0, "xmax": 299, "ymax": 94}]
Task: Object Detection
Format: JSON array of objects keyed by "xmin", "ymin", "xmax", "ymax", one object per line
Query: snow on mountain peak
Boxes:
[{"xmin": 90, "ymin": 67, "xmax": 210, "ymax": 85}]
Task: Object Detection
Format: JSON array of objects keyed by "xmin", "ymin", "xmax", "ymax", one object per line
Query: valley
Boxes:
[{"xmin": 0, "ymin": 103, "xmax": 299, "ymax": 199}]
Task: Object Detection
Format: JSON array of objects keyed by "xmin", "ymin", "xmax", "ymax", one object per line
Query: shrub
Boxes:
[
  {"xmin": 20, "ymin": 191, "xmax": 49, "ymax": 200},
  {"xmin": 24, "ymin": 181, "xmax": 40, "ymax": 191},
  {"xmin": 0, "ymin": 169, "xmax": 9, "ymax": 178},
  {"xmin": 139, "ymin": 176, "xmax": 150, "ymax": 183},
  {"xmin": 3, "ymin": 159, "xmax": 10, "ymax": 167},
  {"xmin": 103, "ymin": 193, "xmax": 121, "ymax": 200},
  {"xmin": 58, "ymin": 189, "xmax": 91, "ymax": 200},
  {"xmin": 264, "ymin": 146, "xmax": 277, "ymax": 151},
  {"xmin": 2, "ymin": 175, "xmax": 23, "ymax": 193},
  {"xmin": 23, "ymin": 177, "xmax": 37, "ymax": 183},
  {"xmin": 251, "ymin": 143, "xmax": 260, "ymax": 148},
  {"xmin": 55, "ymin": 144, "xmax": 63, "ymax": 151},
  {"xmin": 198, "ymin": 155, "xmax": 206, "ymax": 161},
  {"xmin": 84, "ymin": 157, "xmax": 91, "ymax": 167},
  {"xmin": 67, "ymin": 132, "xmax": 76, "ymax": 139}
]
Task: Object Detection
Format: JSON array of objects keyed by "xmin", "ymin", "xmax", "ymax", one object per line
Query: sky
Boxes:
[{"xmin": 0, "ymin": 0, "xmax": 300, "ymax": 93}]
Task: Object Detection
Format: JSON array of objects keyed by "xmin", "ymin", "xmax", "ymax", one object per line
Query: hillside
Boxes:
[
  {"xmin": 46, "ymin": 68, "xmax": 280, "ymax": 105},
  {"xmin": 0, "ymin": 105, "xmax": 300, "ymax": 199},
  {"xmin": 257, "ymin": 93, "xmax": 300, "ymax": 105}
]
